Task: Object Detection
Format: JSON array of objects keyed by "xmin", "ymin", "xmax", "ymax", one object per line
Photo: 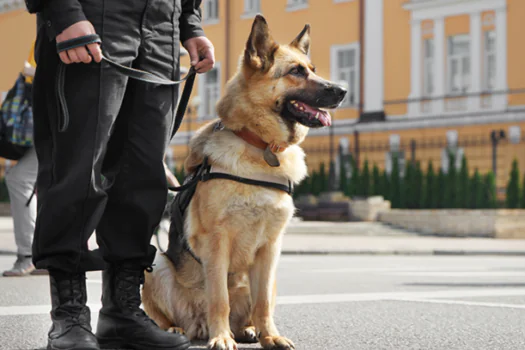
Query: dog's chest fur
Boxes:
[{"xmin": 185, "ymin": 127, "xmax": 307, "ymax": 270}]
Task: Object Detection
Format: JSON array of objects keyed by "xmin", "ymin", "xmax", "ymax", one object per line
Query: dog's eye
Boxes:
[{"xmin": 289, "ymin": 66, "xmax": 306, "ymax": 77}]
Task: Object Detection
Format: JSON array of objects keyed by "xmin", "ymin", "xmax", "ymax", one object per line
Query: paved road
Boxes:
[{"xmin": 1, "ymin": 254, "xmax": 525, "ymax": 350}]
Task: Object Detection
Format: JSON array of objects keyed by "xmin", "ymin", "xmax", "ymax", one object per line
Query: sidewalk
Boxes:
[{"xmin": 2, "ymin": 217, "xmax": 525, "ymax": 256}]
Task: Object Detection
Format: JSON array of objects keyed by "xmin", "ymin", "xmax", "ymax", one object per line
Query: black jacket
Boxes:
[{"xmin": 25, "ymin": 0, "xmax": 204, "ymax": 42}]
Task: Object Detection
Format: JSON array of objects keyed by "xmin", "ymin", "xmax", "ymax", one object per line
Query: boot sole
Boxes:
[
  {"xmin": 97, "ymin": 337, "xmax": 190, "ymax": 350},
  {"xmin": 47, "ymin": 345, "xmax": 99, "ymax": 350}
]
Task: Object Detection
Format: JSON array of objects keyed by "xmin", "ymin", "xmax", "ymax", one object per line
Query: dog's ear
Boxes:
[
  {"xmin": 290, "ymin": 24, "xmax": 311, "ymax": 55},
  {"xmin": 244, "ymin": 15, "xmax": 278, "ymax": 71}
]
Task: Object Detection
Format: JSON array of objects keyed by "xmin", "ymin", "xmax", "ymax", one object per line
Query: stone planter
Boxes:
[{"xmin": 378, "ymin": 209, "xmax": 525, "ymax": 239}]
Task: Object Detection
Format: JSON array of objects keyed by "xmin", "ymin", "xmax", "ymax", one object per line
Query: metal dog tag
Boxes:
[{"xmin": 264, "ymin": 146, "xmax": 280, "ymax": 167}]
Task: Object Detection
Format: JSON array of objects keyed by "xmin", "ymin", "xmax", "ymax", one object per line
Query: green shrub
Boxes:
[{"xmin": 506, "ymin": 159, "xmax": 520, "ymax": 208}]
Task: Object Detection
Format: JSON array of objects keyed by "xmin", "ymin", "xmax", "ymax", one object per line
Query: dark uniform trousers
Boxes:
[{"xmin": 32, "ymin": 0, "xmax": 185, "ymax": 272}]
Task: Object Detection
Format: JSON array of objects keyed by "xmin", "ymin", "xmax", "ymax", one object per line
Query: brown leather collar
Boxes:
[
  {"xmin": 233, "ymin": 127, "xmax": 288, "ymax": 153},
  {"xmin": 233, "ymin": 128, "xmax": 268, "ymax": 150}
]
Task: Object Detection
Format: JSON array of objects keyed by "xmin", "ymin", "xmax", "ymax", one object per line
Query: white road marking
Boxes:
[
  {"xmin": 302, "ymin": 266, "xmax": 490, "ymax": 273},
  {"xmin": 275, "ymin": 288, "xmax": 525, "ymax": 305},
  {"xmin": 4, "ymin": 288, "xmax": 523, "ymax": 316},
  {"xmin": 389, "ymin": 271, "xmax": 525, "ymax": 277},
  {"xmin": 393, "ymin": 298, "xmax": 525, "ymax": 310}
]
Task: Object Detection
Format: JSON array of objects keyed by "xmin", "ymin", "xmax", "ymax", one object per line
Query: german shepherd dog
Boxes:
[{"xmin": 142, "ymin": 15, "xmax": 346, "ymax": 350}]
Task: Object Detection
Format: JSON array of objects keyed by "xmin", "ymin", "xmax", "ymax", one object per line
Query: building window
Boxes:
[
  {"xmin": 447, "ymin": 35, "xmax": 470, "ymax": 95},
  {"xmin": 483, "ymin": 31, "xmax": 496, "ymax": 92},
  {"xmin": 441, "ymin": 130, "xmax": 463, "ymax": 173},
  {"xmin": 202, "ymin": 0, "xmax": 219, "ymax": 23},
  {"xmin": 423, "ymin": 38, "xmax": 434, "ymax": 97},
  {"xmin": 244, "ymin": 0, "xmax": 260, "ymax": 14},
  {"xmin": 331, "ymin": 44, "xmax": 359, "ymax": 108},
  {"xmin": 509, "ymin": 126, "xmax": 521, "ymax": 144},
  {"xmin": 199, "ymin": 64, "xmax": 221, "ymax": 119},
  {"xmin": 287, "ymin": 0, "xmax": 308, "ymax": 11},
  {"xmin": 386, "ymin": 134, "xmax": 405, "ymax": 176}
]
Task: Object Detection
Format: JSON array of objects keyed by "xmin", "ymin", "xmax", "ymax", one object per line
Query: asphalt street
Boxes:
[{"xmin": 1, "ymin": 254, "xmax": 524, "ymax": 350}]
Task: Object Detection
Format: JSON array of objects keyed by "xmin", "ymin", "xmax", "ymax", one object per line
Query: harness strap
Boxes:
[
  {"xmin": 202, "ymin": 172, "xmax": 293, "ymax": 195},
  {"xmin": 55, "ymin": 34, "xmax": 196, "ymax": 138}
]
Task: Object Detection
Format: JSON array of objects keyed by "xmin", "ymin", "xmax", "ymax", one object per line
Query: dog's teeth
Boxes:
[
  {"xmin": 314, "ymin": 112, "xmax": 319, "ymax": 119},
  {"xmin": 290, "ymin": 100, "xmax": 296, "ymax": 103}
]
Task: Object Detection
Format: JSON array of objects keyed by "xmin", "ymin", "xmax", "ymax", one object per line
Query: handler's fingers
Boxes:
[
  {"xmin": 59, "ymin": 51, "xmax": 71, "ymax": 64},
  {"xmin": 68, "ymin": 49, "xmax": 81, "ymax": 63},
  {"xmin": 87, "ymin": 43, "xmax": 103, "ymax": 63},
  {"xmin": 74, "ymin": 46, "xmax": 92, "ymax": 64}
]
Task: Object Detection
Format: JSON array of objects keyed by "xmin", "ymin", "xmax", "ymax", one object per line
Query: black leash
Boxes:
[{"xmin": 55, "ymin": 34, "xmax": 196, "ymax": 140}]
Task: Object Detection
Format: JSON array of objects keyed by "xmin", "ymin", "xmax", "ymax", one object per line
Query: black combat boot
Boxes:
[
  {"xmin": 95, "ymin": 263, "xmax": 190, "ymax": 350},
  {"xmin": 47, "ymin": 271, "xmax": 100, "ymax": 350}
]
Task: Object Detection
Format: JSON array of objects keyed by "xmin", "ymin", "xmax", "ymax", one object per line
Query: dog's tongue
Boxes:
[
  {"xmin": 299, "ymin": 102, "xmax": 332, "ymax": 126},
  {"xmin": 317, "ymin": 110, "xmax": 332, "ymax": 126}
]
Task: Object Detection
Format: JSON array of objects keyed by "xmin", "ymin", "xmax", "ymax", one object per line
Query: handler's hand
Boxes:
[
  {"xmin": 183, "ymin": 36, "xmax": 215, "ymax": 73},
  {"xmin": 56, "ymin": 20, "xmax": 103, "ymax": 65}
]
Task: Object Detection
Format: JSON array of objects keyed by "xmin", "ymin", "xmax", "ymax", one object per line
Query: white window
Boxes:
[
  {"xmin": 483, "ymin": 31, "xmax": 496, "ymax": 92},
  {"xmin": 202, "ymin": 0, "xmax": 219, "ymax": 23},
  {"xmin": 198, "ymin": 63, "xmax": 221, "ymax": 119},
  {"xmin": 441, "ymin": 130, "xmax": 463, "ymax": 173},
  {"xmin": 385, "ymin": 134, "xmax": 405, "ymax": 176},
  {"xmin": 331, "ymin": 44, "xmax": 359, "ymax": 108},
  {"xmin": 423, "ymin": 38, "xmax": 434, "ymax": 97},
  {"xmin": 447, "ymin": 35, "xmax": 470, "ymax": 95},
  {"xmin": 244, "ymin": 0, "xmax": 260, "ymax": 14},
  {"xmin": 287, "ymin": 0, "xmax": 308, "ymax": 10},
  {"xmin": 336, "ymin": 138, "xmax": 351, "ymax": 188},
  {"xmin": 509, "ymin": 126, "xmax": 521, "ymax": 144}
]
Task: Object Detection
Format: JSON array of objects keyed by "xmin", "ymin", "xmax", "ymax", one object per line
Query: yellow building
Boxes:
[
  {"xmin": 0, "ymin": 1, "xmax": 36, "ymax": 96},
  {"xmin": 172, "ymin": 0, "xmax": 525, "ymax": 195},
  {"xmin": 2, "ymin": 0, "xmax": 525, "ymax": 194}
]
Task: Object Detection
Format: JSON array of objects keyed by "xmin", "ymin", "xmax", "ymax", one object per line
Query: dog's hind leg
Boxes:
[
  {"xmin": 229, "ymin": 284, "xmax": 257, "ymax": 344},
  {"xmin": 142, "ymin": 281, "xmax": 173, "ymax": 330},
  {"xmin": 142, "ymin": 297, "xmax": 173, "ymax": 330},
  {"xmin": 250, "ymin": 238, "xmax": 295, "ymax": 350},
  {"xmin": 234, "ymin": 324, "xmax": 258, "ymax": 344}
]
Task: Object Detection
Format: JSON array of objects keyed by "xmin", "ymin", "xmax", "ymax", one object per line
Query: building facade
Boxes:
[
  {"xmin": 172, "ymin": 0, "xmax": 525, "ymax": 194},
  {"xmin": 1, "ymin": 0, "xmax": 524, "ymax": 193}
]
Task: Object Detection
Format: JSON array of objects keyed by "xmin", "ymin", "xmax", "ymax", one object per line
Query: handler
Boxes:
[{"xmin": 24, "ymin": 0, "xmax": 214, "ymax": 349}]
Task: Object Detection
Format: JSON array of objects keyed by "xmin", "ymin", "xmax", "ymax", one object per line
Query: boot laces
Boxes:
[
  {"xmin": 54, "ymin": 273, "xmax": 89, "ymax": 328},
  {"xmin": 116, "ymin": 266, "xmax": 155, "ymax": 322}
]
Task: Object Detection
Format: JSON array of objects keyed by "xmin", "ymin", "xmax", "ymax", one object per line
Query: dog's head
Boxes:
[{"xmin": 218, "ymin": 15, "xmax": 347, "ymax": 146}]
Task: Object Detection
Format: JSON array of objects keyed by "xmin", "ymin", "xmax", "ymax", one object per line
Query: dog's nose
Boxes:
[{"xmin": 325, "ymin": 84, "xmax": 347, "ymax": 100}]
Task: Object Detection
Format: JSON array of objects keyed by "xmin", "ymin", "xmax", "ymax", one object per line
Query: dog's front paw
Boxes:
[
  {"xmin": 208, "ymin": 334, "xmax": 238, "ymax": 350},
  {"xmin": 260, "ymin": 335, "xmax": 295, "ymax": 350}
]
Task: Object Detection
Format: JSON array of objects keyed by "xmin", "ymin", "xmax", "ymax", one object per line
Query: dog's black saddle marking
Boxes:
[{"xmin": 164, "ymin": 156, "xmax": 293, "ymax": 267}]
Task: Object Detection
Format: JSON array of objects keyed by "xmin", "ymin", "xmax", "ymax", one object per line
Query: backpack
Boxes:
[{"xmin": 0, "ymin": 73, "xmax": 34, "ymax": 161}]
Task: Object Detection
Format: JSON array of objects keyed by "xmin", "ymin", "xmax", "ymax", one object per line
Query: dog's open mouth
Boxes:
[{"xmin": 286, "ymin": 100, "xmax": 332, "ymax": 128}]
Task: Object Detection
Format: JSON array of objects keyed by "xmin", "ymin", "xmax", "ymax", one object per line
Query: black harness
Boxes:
[{"xmin": 165, "ymin": 155, "xmax": 293, "ymax": 266}]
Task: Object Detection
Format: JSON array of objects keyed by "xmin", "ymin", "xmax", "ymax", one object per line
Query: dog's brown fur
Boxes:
[{"xmin": 143, "ymin": 15, "xmax": 344, "ymax": 350}]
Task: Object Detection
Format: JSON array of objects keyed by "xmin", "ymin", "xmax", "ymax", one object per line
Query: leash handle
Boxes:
[{"xmin": 55, "ymin": 34, "xmax": 197, "ymax": 135}]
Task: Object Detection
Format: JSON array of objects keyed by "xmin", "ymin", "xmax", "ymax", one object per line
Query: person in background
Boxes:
[{"xmin": 2, "ymin": 41, "xmax": 45, "ymax": 277}]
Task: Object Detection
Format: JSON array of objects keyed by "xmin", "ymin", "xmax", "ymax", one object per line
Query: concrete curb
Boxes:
[
  {"xmin": 280, "ymin": 250, "xmax": 525, "ymax": 256},
  {"xmin": 0, "ymin": 250, "xmax": 15, "ymax": 256},
  {"xmin": 3, "ymin": 249, "xmax": 525, "ymax": 257}
]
